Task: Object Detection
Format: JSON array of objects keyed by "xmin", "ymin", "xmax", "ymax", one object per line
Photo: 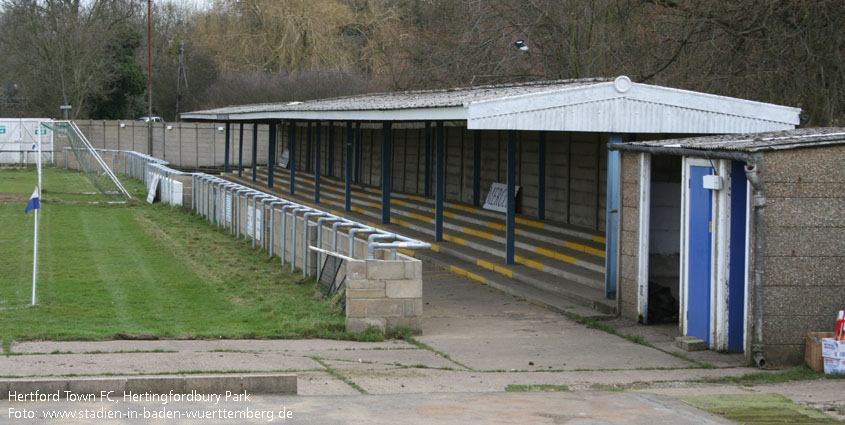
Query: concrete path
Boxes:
[{"xmin": 1, "ymin": 263, "xmax": 840, "ymax": 424}]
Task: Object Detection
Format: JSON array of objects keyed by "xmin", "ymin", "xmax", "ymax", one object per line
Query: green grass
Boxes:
[
  {"xmin": 505, "ymin": 384, "xmax": 569, "ymax": 392},
  {"xmin": 692, "ymin": 365, "xmax": 844, "ymax": 386},
  {"xmin": 680, "ymin": 393, "xmax": 842, "ymax": 424},
  {"xmin": 0, "ymin": 167, "xmax": 355, "ymax": 347}
]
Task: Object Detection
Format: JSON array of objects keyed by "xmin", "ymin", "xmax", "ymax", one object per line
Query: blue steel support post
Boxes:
[
  {"xmin": 289, "ymin": 121, "xmax": 296, "ymax": 196},
  {"xmin": 345, "ymin": 121, "xmax": 353, "ymax": 212},
  {"xmin": 328, "ymin": 123, "xmax": 334, "ymax": 177},
  {"xmin": 605, "ymin": 133, "xmax": 622, "ymax": 298},
  {"xmin": 538, "ymin": 131, "xmax": 546, "ymax": 220},
  {"xmin": 306, "ymin": 122, "xmax": 312, "ymax": 173},
  {"xmin": 237, "ymin": 123, "xmax": 244, "ymax": 177},
  {"xmin": 473, "ymin": 130, "xmax": 481, "ymax": 206},
  {"xmin": 267, "ymin": 122, "xmax": 276, "ymax": 188},
  {"xmin": 424, "ymin": 122, "xmax": 431, "ymax": 197},
  {"xmin": 223, "ymin": 122, "xmax": 230, "ymax": 172},
  {"xmin": 435, "ymin": 121, "xmax": 444, "ymax": 242},
  {"xmin": 251, "ymin": 123, "xmax": 258, "ymax": 182},
  {"xmin": 506, "ymin": 130, "xmax": 516, "ymax": 265},
  {"xmin": 381, "ymin": 121, "xmax": 392, "ymax": 224},
  {"xmin": 354, "ymin": 122, "xmax": 361, "ymax": 183},
  {"xmin": 314, "ymin": 121, "xmax": 321, "ymax": 203}
]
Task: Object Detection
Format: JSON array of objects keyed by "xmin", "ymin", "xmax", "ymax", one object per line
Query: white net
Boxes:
[{"xmin": 44, "ymin": 121, "xmax": 130, "ymax": 201}]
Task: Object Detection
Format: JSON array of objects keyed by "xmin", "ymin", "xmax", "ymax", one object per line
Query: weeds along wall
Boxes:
[{"xmin": 77, "ymin": 120, "xmax": 610, "ymax": 231}]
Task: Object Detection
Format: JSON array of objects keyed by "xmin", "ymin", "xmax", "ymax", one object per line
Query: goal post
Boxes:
[{"xmin": 42, "ymin": 120, "xmax": 131, "ymax": 200}]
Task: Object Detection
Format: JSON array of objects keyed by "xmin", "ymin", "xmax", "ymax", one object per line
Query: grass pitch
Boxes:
[{"xmin": 0, "ymin": 167, "xmax": 351, "ymax": 348}]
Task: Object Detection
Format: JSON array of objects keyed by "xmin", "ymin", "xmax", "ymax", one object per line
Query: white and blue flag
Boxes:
[{"xmin": 24, "ymin": 187, "xmax": 40, "ymax": 214}]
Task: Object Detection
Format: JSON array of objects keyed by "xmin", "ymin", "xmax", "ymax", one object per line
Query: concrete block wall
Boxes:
[
  {"xmin": 345, "ymin": 252, "xmax": 423, "ymax": 334},
  {"xmin": 618, "ymin": 152, "xmax": 642, "ymax": 322},
  {"xmin": 79, "ymin": 120, "xmax": 610, "ymax": 232},
  {"xmin": 758, "ymin": 145, "xmax": 845, "ymax": 367},
  {"xmin": 75, "ymin": 121, "xmax": 269, "ymax": 170},
  {"xmin": 278, "ymin": 122, "xmax": 608, "ymax": 231}
]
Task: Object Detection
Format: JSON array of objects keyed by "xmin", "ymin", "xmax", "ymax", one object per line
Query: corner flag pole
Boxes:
[{"xmin": 32, "ymin": 122, "xmax": 43, "ymax": 306}]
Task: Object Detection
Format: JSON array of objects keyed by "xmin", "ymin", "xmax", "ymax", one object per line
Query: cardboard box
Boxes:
[
  {"xmin": 821, "ymin": 338, "xmax": 845, "ymax": 359},
  {"xmin": 805, "ymin": 332, "xmax": 835, "ymax": 372},
  {"xmin": 823, "ymin": 357, "xmax": 845, "ymax": 375}
]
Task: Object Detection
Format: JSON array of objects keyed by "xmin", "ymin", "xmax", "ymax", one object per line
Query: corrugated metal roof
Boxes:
[
  {"xmin": 614, "ymin": 128, "xmax": 845, "ymax": 153},
  {"xmin": 467, "ymin": 77, "xmax": 801, "ymax": 133},
  {"xmin": 184, "ymin": 78, "xmax": 608, "ymax": 116},
  {"xmin": 181, "ymin": 76, "xmax": 801, "ymax": 135}
]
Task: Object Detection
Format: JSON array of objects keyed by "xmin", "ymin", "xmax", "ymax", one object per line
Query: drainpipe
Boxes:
[{"xmin": 744, "ymin": 160, "xmax": 767, "ymax": 369}]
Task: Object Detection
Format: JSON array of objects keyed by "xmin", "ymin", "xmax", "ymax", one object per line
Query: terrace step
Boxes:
[{"xmin": 224, "ymin": 168, "xmax": 613, "ymax": 314}]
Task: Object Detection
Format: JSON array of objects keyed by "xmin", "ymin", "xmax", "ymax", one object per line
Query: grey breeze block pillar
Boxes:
[{"xmin": 344, "ymin": 252, "xmax": 423, "ymax": 335}]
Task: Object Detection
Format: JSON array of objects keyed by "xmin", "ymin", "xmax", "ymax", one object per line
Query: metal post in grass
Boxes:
[{"xmin": 29, "ymin": 123, "xmax": 43, "ymax": 305}]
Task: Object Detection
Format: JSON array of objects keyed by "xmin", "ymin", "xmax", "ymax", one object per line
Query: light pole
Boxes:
[{"xmin": 146, "ymin": 0, "xmax": 153, "ymax": 156}]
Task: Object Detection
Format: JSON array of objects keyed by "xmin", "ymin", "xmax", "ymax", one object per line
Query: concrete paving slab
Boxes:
[
  {"xmin": 418, "ymin": 264, "xmax": 692, "ymax": 371},
  {"xmin": 336, "ymin": 365, "xmax": 759, "ymax": 395},
  {"xmin": 317, "ymin": 347, "xmax": 455, "ymax": 369},
  {"xmin": 9, "ymin": 339, "xmax": 410, "ymax": 355},
  {"xmin": 296, "ymin": 371, "xmax": 360, "ymax": 396},
  {"xmin": 0, "ymin": 352, "xmax": 318, "ymax": 377},
  {"xmin": 0, "ymin": 392, "xmax": 733, "ymax": 424}
]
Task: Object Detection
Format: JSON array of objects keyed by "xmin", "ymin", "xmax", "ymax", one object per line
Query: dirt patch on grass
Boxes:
[{"xmin": 0, "ymin": 194, "xmax": 28, "ymax": 202}]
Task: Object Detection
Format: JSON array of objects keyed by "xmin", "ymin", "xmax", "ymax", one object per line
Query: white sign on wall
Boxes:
[
  {"xmin": 483, "ymin": 182, "xmax": 520, "ymax": 213},
  {"xmin": 279, "ymin": 148, "xmax": 290, "ymax": 168},
  {"xmin": 246, "ymin": 205, "xmax": 262, "ymax": 241},
  {"xmin": 247, "ymin": 205, "xmax": 253, "ymax": 237},
  {"xmin": 225, "ymin": 193, "xmax": 232, "ymax": 223}
]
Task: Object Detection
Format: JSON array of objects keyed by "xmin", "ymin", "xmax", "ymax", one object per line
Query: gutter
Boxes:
[{"xmin": 609, "ymin": 144, "xmax": 756, "ymax": 162}]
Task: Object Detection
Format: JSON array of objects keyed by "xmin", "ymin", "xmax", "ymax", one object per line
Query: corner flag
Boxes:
[{"xmin": 25, "ymin": 187, "xmax": 40, "ymax": 214}]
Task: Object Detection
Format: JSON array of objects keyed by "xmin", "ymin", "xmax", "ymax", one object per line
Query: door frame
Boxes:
[{"xmin": 680, "ymin": 156, "xmax": 743, "ymax": 351}]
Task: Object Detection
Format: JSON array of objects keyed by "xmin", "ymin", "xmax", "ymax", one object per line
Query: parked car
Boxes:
[{"xmin": 136, "ymin": 116, "xmax": 163, "ymax": 122}]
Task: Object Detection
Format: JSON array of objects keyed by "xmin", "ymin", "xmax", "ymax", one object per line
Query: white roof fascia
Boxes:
[
  {"xmin": 467, "ymin": 76, "xmax": 801, "ymax": 133},
  {"xmin": 181, "ymin": 106, "xmax": 467, "ymax": 122}
]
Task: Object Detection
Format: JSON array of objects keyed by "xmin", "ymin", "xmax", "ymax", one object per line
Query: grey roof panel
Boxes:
[
  {"xmin": 183, "ymin": 78, "xmax": 609, "ymax": 116},
  {"xmin": 615, "ymin": 128, "xmax": 845, "ymax": 153}
]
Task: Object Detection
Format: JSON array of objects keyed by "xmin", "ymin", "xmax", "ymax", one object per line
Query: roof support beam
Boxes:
[
  {"xmin": 506, "ymin": 130, "xmax": 516, "ymax": 265},
  {"xmin": 354, "ymin": 123, "xmax": 361, "ymax": 184},
  {"xmin": 424, "ymin": 122, "xmax": 432, "ymax": 198},
  {"xmin": 538, "ymin": 131, "xmax": 546, "ymax": 220},
  {"xmin": 605, "ymin": 133, "xmax": 622, "ymax": 298},
  {"xmin": 381, "ymin": 121, "xmax": 392, "ymax": 224},
  {"xmin": 288, "ymin": 120, "xmax": 296, "ymax": 196},
  {"xmin": 345, "ymin": 121, "xmax": 353, "ymax": 212},
  {"xmin": 315, "ymin": 120, "xmax": 321, "ymax": 204},
  {"xmin": 224, "ymin": 122, "xmax": 230, "ymax": 173},
  {"xmin": 306, "ymin": 122, "xmax": 312, "ymax": 173},
  {"xmin": 267, "ymin": 122, "xmax": 276, "ymax": 188},
  {"xmin": 435, "ymin": 121, "xmax": 444, "ymax": 242},
  {"xmin": 237, "ymin": 123, "xmax": 244, "ymax": 177},
  {"xmin": 328, "ymin": 122, "xmax": 334, "ymax": 177},
  {"xmin": 251, "ymin": 123, "xmax": 258, "ymax": 183},
  {"xmin": 473, "ymin": 130, "xmax": 481, "ymax": 207}
]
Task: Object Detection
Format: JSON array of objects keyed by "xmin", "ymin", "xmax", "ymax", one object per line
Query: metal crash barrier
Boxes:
[{"xmin": 191, "ymin": 174, "xmax": 431, "ymax": 278}]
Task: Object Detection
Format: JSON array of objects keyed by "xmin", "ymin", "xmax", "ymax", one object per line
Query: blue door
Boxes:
[
  {"xmin": 687, "ymin": 166, "xmax": 713, "ymax": 346},
  {"xmin": 727, "ymin": 161, "xmax": 748, "ymax": 352}
]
